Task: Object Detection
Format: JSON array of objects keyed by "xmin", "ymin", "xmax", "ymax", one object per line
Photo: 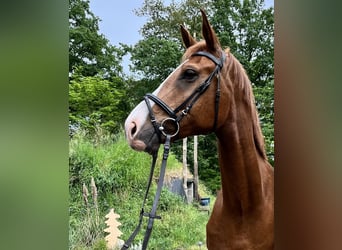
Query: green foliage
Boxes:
[
  {"xmin": 69, "ymin": 0, "xmax": 124, "ymax": 78},
  {"xmin": 211, "ymin": 0, "xmax": 274, "ymax": 87},
  {"xmin": 146, "ymin": 190, "xmax": 208, "ymax": 249},
  {"xmin": 130, "ymin": 37, "xmax": 183, "ymax": 82},
  {"xmin": 135, "ymin": 0, "xmax": 210, "ymax": 40},
  {"xmin": 69, "ymin": 0, "xmax": 131, "ymax": 135},
  {"xmin": 253, "ymin": 80, "xmax": 274, "ymax": 164},
  {"xmin": 69, "ymin": 130, "xmax": 151, "ymax": 193},
  {"xmin": 69, "ymin": 129, "xmax": 211, "ymax": 249},
  {"xmin": 69, "ymin": 73, "xmax": 128, "ymax": 134},
  {"xmin": 127, "ymin": 37, "xmax": 183, "ymax": 106},
  {"xmin": 69, "ymin": 173, "xmax": 103, "ymax": 249},
  {"xmin": 69, "ymin": 204, "xmax": 104, "ymax": 249}
]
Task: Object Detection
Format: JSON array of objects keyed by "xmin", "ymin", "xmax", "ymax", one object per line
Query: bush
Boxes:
[{"xmin": 69, "ymin": 129, "xmax": 151, "ymax": 194}]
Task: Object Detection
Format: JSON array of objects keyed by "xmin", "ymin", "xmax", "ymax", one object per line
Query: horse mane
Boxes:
[{"xmin": 225, "ymin": 48, "xmax": 267, "ymax": 160}]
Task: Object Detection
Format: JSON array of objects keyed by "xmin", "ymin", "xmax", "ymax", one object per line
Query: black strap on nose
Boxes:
[{"xmin": 145, "ymin": 94, "xmax": 176, "ymax": 119}]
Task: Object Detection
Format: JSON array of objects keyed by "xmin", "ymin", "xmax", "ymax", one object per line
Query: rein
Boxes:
[
  {"xmin": 121, "ymin": 135, "xmax": 171, "ymax": 250},
  {"xmin": 122, "ymin": 50, "xmax": 226, "ymax": 250}
]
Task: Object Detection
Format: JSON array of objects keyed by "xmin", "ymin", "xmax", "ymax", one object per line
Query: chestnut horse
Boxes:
[{"xmin": 125, "ymin": 10, "xmax": 274, "ymax": 250}]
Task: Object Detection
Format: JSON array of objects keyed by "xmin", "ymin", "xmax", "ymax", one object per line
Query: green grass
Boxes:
[{"xmin": 69, "ymin": 129, "xmax": 214, "ymax": 250}]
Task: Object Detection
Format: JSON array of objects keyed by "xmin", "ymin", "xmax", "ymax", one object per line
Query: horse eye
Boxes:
[{"xmin": 182, "ymin": 69, "xmax": 198, "ymax": 81}]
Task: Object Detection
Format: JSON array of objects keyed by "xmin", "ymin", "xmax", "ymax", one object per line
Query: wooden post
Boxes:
[
  {"xmin": 182, "ymin": 137, "xmax": 188, "ymax": 203},
  {"xmin": 194, "ymin": 135, "xmax": 199, "ymax": 201}
]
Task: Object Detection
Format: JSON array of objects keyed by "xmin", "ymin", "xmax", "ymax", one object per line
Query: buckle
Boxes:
[{"xmin": 143, "ymin": 212, "xmax": 161, "ymax": 220}]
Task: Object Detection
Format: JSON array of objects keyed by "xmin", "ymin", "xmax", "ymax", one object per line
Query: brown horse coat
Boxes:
[{"xmin": 125, "ymin": 10, "xmax": 274, "ymax": 250}]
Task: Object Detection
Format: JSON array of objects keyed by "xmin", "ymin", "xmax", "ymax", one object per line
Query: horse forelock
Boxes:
[{"xmin": 181, "ymin": 41, "xmax": 220, "ymax": 61}]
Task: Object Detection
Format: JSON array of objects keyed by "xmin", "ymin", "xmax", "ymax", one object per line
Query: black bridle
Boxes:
[
  {"xmin": 121, "ymin": 50, "xmax": 226, "ymax": 250},
  {"xmin": 145, "ymin": 50, "xmax": 226, "ymax": 141}
]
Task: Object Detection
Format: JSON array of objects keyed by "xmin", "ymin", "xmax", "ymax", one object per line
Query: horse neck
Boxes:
[{"xmin": 215, "ymin": 55, "xmax": 270, "ymax": 215}]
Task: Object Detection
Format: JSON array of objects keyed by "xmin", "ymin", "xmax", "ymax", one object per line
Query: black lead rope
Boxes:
[{"xmin": 121, "ymin": 135, "xmax": 172, "ymax": 250}]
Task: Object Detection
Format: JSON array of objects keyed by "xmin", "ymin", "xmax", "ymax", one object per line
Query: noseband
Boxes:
[
  {"xmin": 145, "ymin": 50, "xmax": 226, "ymax": 140},
  {"xmin": 122, "ymin": 50, "xmax": 226, "ymax": 250}
]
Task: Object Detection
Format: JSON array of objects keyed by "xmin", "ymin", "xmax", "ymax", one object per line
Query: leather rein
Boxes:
[{"xmin": 121, "ymin": 50, "xmax": 226, "ymax": 250}]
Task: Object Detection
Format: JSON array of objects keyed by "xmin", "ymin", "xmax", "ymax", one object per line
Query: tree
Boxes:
[
  {"xmin": 130, "ymin": 37, "xmax": 182, "ymax": 88},
  {"xmin": 69, "ymin": 0, "xmax": 130, "ymax": 134},
  {"xmin": 254, "ymin": 79, "xmax": 274, "ymax": 164},
  {"xmin": 135, "ymin": 0, "xmax": 210, "ymax": 41},
  {"xmin": 69, "ymin": 0, "xmax": 124, "ymax": 78},
  {"xmin": 69, "ymin": 73, "xmax": 127, "ymax": 134},
  {"xmin": 211, "ymin": 0, "xmax": 274, "ymax": 87}
]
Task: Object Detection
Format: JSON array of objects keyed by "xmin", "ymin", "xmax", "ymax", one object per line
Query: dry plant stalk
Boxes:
[
  {"xmin": 90, "ymin": 177, "xmax": 99, "ymax": 225},
  {"xmin": 90, "ymin": 177, "xmax": 98, "ymax": 209},
  {"xmin": 82, "ymin": 183, "xmax": 89, "ymax": 207}
]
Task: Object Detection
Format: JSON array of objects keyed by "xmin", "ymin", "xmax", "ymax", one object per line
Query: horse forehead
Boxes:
[
  {"xmin": 154, "ymin": 59, "xmax": 188, "ymax": 95},
  {"xmin": 183, "ymin": 41, "xmax": 207, "ymax": 57},
  {"xmin": 156, "ymin": 55, "xmax": 217, "ymax": 97}
]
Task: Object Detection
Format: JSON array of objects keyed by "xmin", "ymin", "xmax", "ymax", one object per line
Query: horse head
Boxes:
[{"xmin": 125, "ymin": 10, "xmax": 231, "ymax": 154}]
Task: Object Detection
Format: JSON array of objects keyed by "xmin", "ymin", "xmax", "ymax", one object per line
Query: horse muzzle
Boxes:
[{"xmin": 124, "ymin": 102, "xmax": 161, "ymax": 154}]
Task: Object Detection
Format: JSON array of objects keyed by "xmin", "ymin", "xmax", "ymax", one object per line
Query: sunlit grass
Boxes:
[{"xmin": 69, "ymin": 129, "xmax": 214, "ymax": 249}]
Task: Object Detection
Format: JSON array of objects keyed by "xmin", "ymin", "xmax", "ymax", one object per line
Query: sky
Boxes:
[
  {"xmin": 89, "ymin": 1, "xmax": 147, "ymax": 47},
  {"xmin": 89, "ymin": 0, "xmax": 274, "ymax": 47}
]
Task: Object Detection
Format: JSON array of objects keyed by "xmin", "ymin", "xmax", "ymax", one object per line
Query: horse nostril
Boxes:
[{"xmin": 131, "ymin": 123, "xmax": 137, "ymax": 137}]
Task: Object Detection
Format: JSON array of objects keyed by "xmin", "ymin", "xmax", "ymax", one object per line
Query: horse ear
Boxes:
[
  {"xmin": 200, "ymin": 9, "xmax": 220, "ymax": 52},
  {"xmin": 180, "ymin": 25, "xmax": 196, "ymax": 48}
]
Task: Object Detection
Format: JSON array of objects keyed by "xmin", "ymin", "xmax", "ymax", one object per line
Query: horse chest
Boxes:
[{"xmin": 206, "ymin": 197, "xmax": 273, "ymax": 249}]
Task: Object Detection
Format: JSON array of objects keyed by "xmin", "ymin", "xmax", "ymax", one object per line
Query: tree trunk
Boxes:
[
  {"xmin": 182, "ymin": 137, "xmax": 188, "ymax": 203},
  {"xmin": 194, "ymin": 135, "xmax": 200, "ymax": 201}
]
